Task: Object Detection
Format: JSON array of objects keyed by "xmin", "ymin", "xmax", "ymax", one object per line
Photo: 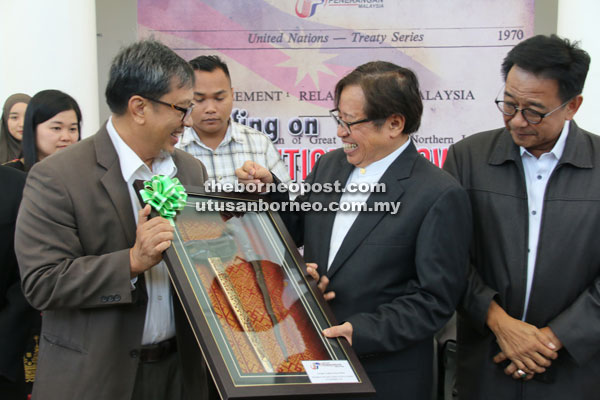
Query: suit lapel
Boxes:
[
  {"xmin": 326, "ymin": 142, "xmax": 417, "ymax": 279},
  {"xmin": 95, "ymin": 126, "xmax": 136, "ymax": 246}
]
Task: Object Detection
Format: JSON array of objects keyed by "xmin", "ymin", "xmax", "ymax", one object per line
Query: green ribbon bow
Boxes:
[{"xmin": 139, "ymin": 175, "xmax": 187, "ymax": 224}]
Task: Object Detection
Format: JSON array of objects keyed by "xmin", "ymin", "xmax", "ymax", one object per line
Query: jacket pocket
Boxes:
[{"xmin": 42, "ymin": 332, "xmax": 88, "ymax": 354}]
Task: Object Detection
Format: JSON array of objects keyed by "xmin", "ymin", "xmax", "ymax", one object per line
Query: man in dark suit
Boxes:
[
  {"xmin": 443, "ymin": 35, "xmax": 599, "ymax": 399},
  {"xmin": 0, "ymin": 165, "xmax": 35, "ymax": 400},
  {"xmin": 237, "ymin": 61, "xmax": 472, "ymax": 399},
  {"xmin": 15, "ymin": 40, "xmax": 210, "ymax": 400}
]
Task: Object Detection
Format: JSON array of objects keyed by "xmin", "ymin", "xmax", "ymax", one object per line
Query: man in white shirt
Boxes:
[
  {"xmin": 237, "ymin": 61, "xmax": 472, "ymax": 400},
  {"xmin": 15, "ymin": 40, "xmax": 210, "ymax": 400},
  {"xmin": 177, "ymin": 55, "xmax": 290, "ymax": 186},
  {"xmin": 444, "ymin": 34, "xmax": 599, "ymax": 399}
]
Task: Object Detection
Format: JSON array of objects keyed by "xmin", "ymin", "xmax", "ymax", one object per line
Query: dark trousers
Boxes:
[
  {"xmin": 0, "ymin": 373, "xmax": 31, "ymax": 400},
  {"xmin": 131, "ymin": 351, "xmax": 183, "ymax": 400}
]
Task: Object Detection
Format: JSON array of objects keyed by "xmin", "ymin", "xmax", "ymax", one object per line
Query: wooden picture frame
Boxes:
[{"xmin": 135, "ymin": 182, "xmax": 375, "ymax": 399}]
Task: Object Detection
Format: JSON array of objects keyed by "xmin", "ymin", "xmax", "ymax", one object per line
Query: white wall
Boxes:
[
  {"xmin": 557, "ymin": 0, "xmax": 600, "ymax": 133},
  {"xmin": 0, "ymin": 0, "xmax": 99, "ymax": 138}
]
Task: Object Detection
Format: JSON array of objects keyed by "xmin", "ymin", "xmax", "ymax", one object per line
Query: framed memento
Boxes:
[{"xmin": 135, "ymin": 180, "xmax": 374, "ymax": 399}]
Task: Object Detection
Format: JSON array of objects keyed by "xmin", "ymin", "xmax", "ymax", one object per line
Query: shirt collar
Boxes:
[
  {"xmin": 180, "ymin": 119, "xmax": 243, "ymax": 149},
  {"xmin": 228, "ymin": 121, "xmax": 246, "ymax": 144},
  {"xmin": 106, "ymin": 117, "xmax": 176, "ymax": 182},
  {"xmin": 179, "ymin": 126, "xmax": 200, "ymax": 148},
  {"xmin": 520, "ymin": 120, "xmax": 570, "ymax": 160}
]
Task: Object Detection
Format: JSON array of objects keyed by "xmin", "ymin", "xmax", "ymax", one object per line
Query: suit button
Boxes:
[
  {"xmin": 107, "ymin": 295, "xmax": 114, "ymax": 302},
  {"xmin": 114, "ymin": 294, "xmax": 121, "ymax": 302},
  {"xmin": 130, "ymin": 350, "xmax": 139, "ymax": 358},
  {"xmin": 101, "ymin": 296, "xmax": 108, "ymax": 303}
]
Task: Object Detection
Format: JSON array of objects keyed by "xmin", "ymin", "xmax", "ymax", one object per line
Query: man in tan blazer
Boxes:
[{"xmin": 15, "ymin": 40, "xmax": 210, "ymax": 400}]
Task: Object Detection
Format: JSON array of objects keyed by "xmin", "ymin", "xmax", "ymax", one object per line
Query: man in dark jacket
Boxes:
[
  {"xmin": 238, "ymin": 61, "xmax": 472, "ymax": 400},
  {"xmin": 444, "ymin": 34, "xmax": 598, "ymax": 400}
]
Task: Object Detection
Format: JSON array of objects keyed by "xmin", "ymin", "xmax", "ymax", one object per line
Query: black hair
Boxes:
[
  {"xmin": 105, "ymin": 40, "xmax": 194, "ymax": 114},
  {"xmin": 334, "ymin": 61, "xmax": 423, "ymax": 134},
  {"xmin": 189, "ymin": 55, "xmax": 231, "ymax": 84},
  {"xmin": 501, "ymin": 34, "xmax": 590, "ymax": 102},
  {"xmin": 22, "ymin": 90, "xmax": 82, "ymax": 171}
]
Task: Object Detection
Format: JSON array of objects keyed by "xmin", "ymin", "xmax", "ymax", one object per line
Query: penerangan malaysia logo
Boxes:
[
  {"xmin": 296, "ymin": 0, "xmax": 385, "ymax": 18},
  {"xmin": 296, "ymin": 0, "xmax": 325, "ymax": 18}
]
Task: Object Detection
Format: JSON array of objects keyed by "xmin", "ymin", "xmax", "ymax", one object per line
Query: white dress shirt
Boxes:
[
  {"xmin": 106, "ymin": 118, "xmax": 176, "ymax": 344},
  {"xmin": 520, "ymin": 120, "xmax": 569, "ymax": 319},
  {"xmin": 328, "ymin": 139, "xmax": 411, "ymax": 269}
]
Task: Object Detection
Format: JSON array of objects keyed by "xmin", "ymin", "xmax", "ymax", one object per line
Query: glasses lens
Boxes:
[
  {"xmin": 183, "ymin": 106, "xmax": 193, "ymax": 121},
  {"xmin": 330, "ymin": 110, "xmax": 351, "ymax": 134},
  {"xmin": 522, "ymin": 109, "xmax": 543, "ymax": 125},
  {"xmin": 330, "ymin": 111, "xmax": 340, "ymax": 124},
  {"xmin": 342, "ymin": 120, "xmax": 351, "ymax": 134},
  {"xmin": 497, "ymin": 101, "xmax": 516, "ymax": 116}
]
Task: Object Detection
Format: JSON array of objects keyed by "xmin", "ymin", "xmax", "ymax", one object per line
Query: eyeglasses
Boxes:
[
  {"xmin": 494, "ymin": 98, "xmax": 572, "ymax": 125},
  {"xmin": 329, "ymin": 109, "xmax": 377, "ymax": 134},
  {"xmin": 142, "ymin": 96, "xmax": 194, "ymax": 121}
]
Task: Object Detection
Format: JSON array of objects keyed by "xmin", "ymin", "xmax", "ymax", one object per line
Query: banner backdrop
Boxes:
[{"xmin": 138, "ymin": 0, "xmax": 534, "ymax": 181}]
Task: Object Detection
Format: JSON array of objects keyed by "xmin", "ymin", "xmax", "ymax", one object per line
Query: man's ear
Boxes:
[
  {"xmin": 388, "ymin": 114, "xmax": 406, "ymax": 138},
  {"xmin": 129, "ymin": 95, "xmax": 147, "ymax": 125},
  {"xmin": 565, "ymin": 95, "xmax": 583, "ymax": 121}
]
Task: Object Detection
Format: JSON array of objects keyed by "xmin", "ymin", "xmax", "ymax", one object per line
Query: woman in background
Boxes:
[
  {"xmin": 0, "ymin": 94, "xmax": 31, "ymax": 164},
  {"xmin": 0, "ymin": 90, "xmax": 81, "ymax": 399},
  {"xmin": 5, "ymin": 90, "xmax": 81, "ymax": 171}
]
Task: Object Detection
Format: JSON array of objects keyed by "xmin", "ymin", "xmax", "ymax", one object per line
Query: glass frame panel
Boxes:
[{"xmin": 135, "ymin": 183, "xmax": 375, "ymax": 399}]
